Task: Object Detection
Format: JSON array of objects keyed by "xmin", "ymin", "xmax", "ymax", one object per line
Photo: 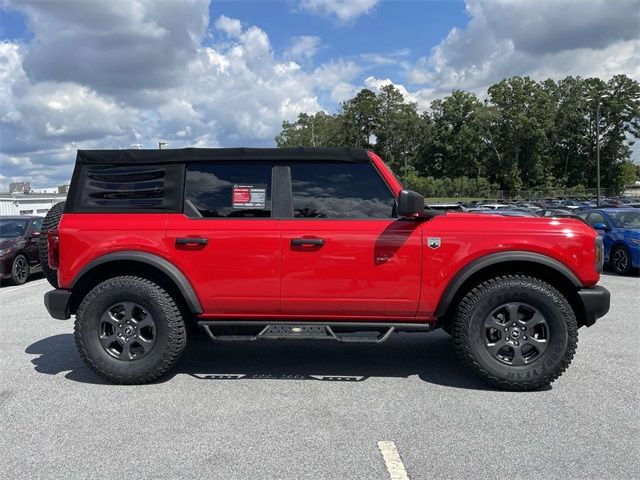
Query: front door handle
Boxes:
[
  {"xmin": 291, "ymin": 238, "xmax": 325, "ymax": 247},
  {"xmin": 176, "ymin": 237, "xmax": 208, "ymax": 246}
]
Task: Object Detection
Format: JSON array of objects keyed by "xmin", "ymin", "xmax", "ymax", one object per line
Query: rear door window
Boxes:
[
  {"xmin": 288, "ymin": 162, "xmax": 396, "ymax": 219},
  {"xmin": 185, "ymin": 163, "xmax": 272, "ymax": 218}
]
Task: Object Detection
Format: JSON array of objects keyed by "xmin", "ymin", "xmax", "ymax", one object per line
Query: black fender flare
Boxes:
[
  {"xmin": 70, "ymin": 251, "xmax": 202, "ymax": 314},
  {"xmin": 434, "ymin": 251, "xmax": 582, "ymax": 318}
]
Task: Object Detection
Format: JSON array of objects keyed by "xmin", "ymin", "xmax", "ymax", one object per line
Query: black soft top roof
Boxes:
[{"xmin": 76, "ymin": 147, "xmax": 370, "ymax": 165}]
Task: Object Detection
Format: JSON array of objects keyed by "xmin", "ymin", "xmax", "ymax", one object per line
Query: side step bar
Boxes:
[{"xmin": 198, "ymin": 321, "xmax": 431, "ymax": 344}]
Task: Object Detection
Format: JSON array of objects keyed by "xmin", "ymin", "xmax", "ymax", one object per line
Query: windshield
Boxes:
[
  {"xmin": 608, "ymin": 211, "xmax": 640, "ymax": 229},
  {"xmin": 0, "ymin": 219, "xmax": 29, "ymax": 237}
]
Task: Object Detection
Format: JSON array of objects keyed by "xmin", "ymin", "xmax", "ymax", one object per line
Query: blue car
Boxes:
[{"xmin": 577, "ymin": 208, "xmax": 640, "ymax": 275}]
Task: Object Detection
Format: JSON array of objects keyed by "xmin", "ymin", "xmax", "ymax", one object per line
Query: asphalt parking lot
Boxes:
[{"xmin": 0, "ymin": 274, "xmax": 638, "ymax": 480}]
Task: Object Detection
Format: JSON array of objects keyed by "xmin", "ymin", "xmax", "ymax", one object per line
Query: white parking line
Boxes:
[
  {"xmin": 0, "ymin": 278, "xmax": 47, "ymax": 293},
  {"xmin": 378, "ymin": 441, "xmax": 410, "ymax": 480}
]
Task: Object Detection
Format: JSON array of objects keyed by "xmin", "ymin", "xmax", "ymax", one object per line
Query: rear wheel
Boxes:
[
  {"xmin": 75, "ymin": 276, "xmax": 186, "ymax": 384},
  {"xmin": 11, "ymin": 254, "xmax": 29, "ymax": 285},
  {"xmin": 39, "ymin": 201, "xmax": 65, "ymax": 288},
  {"xmin": 611, "ymin": 245, "xmax": 631, "ymax": 275},
  {"xmin": 452, "ymin": 275, "xmax": 577, "ymax": 391}
]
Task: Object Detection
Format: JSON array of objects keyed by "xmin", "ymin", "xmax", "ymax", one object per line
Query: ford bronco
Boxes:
[{"xmin": 41, "ymin": 147, "xmax": 610, "ymax": 389}]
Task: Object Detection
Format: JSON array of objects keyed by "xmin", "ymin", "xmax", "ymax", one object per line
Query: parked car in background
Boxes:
[
  {"xmin": 480, "ymin": 203, "xmax": 510, "ymax": 210},
  {"xmin": 473, "ymin": 209, "xmax": 537, "ymax": 217},
  {"xmin": 426, "ymin": 203, "xmax": 464, "ymax": 212},
  {"xmin": 0, "ymin": 216, "xmax": 43, "ymax": 285},
  {"xmin": 577, "ymin": 208, "xmax": 640, "ymax": 275}
]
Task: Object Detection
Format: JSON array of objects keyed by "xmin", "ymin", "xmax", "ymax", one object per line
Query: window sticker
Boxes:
[{"xmin": 232, "ymin": 184, "xmax": 267, "ymax": 209}]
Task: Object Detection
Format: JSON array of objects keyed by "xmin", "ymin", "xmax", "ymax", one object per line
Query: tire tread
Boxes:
[
  {"xmin": 451, "ymin": 274, "xmax": 578, "ymax": 391},
  {"xmin": 74, "ymin": 276, "xmax": 186, "ymax": 384}
]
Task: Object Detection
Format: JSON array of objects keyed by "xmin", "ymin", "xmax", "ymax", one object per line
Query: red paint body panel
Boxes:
[
  {"xmin": 415, "ymin": 213, "xmax": 600, "ymax": 319},
  {"xmin": 56, "ymin": 152, "xmax": 602, "ymax": 324},
  {"xmin": 57, "ymin": 213, "xmax": 168, "ymax": 289},
  {"xmin": 280, "ymin": 219, "xmax": 422, "ymax": 317},
  {"xmin": 165, "ymin": 215, "xmax": 281, "ymax": 314}
]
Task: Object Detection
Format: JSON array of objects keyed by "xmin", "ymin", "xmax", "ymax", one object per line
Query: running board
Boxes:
[{"xmin": 198, "ymin": 321, "xmax": 431, "ymax": 344}]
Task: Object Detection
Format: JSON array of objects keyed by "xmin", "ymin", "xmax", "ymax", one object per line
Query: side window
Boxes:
[
  {"xmin": 289, "ymin": 162, "xmax": 396, "ymax": 219},
  {"xmin": 587, "ymin": 212, "xmax": 607, "ymax": 227},
  {"xmin": 77, "ymin": 164, "xmax": 183, "ymax": 212},
  {"xmin": 31, "ymin": 219, "xmax": 42, "ymax": 232},
  {"xmin": 185, "ymin": 163, "xmax": 272, "ymax": 218}
]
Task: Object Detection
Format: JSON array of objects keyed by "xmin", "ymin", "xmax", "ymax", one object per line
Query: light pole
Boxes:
[
  {"xmin": 159, "ymin": 142, "xmax": 168, "ymax": 150},
  {"xmin": 590, "ymin": 94, "xmax": 609, "ymax": 206}
]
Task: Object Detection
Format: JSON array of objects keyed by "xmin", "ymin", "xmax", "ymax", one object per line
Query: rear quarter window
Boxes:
[{"xmin": 71, "ymin": 164, "xmax": 184, "ymax": 212}]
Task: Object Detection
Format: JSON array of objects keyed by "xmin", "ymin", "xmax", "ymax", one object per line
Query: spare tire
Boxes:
[{"xmin": 39, "ymin": 201, "xmax": 65, "ymax": 288}]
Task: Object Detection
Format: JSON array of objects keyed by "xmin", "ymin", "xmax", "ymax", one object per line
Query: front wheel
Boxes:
[
  {"xmin": 75, "ymin": 276, "xmax": 187, "ymax": 384},
  {"xmin": 11, "ymin": 254, "xmax": 30, "ymax": 285},
  {"xmin": 611, "ymin": 245, "xmax": 632, "ymax": 275},
  {"xmin": 452, "ymin": 275, "xmax": 577, "ymax": 391}
]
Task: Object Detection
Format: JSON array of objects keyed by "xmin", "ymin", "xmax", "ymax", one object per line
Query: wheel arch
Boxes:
[
  {"xmin": 435, "ymin": 251, "xmax": 589, "ymax": 328},
  {"xmin": 68, "ymin": 251, "xmax": 202, "ymax": 316}
]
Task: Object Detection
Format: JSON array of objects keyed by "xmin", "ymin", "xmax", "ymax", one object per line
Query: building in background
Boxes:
[
  {"xmin": 9, "ymin": 181, "xmax": 31, "ymax": 194},
  {"xmin": 0, "ymin": 192, "xmax": 67, "ymax": 216}
]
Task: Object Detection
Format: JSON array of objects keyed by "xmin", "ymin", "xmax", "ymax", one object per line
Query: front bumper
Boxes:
[
  {"xmin": 44, "ymin": 289, "xmax": 72, "ymax": 320},
  {"xmin": 577, "ymin": 286, "xmax": 610, "ymax": 327}
]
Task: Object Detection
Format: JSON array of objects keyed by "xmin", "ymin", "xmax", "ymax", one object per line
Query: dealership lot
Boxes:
[{"xmin": 0, "ymin": 274, "xmax": 637, "ymax": 479}]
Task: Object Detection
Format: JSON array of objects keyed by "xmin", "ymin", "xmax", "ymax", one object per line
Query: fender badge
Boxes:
[{"xmin": 427, "ymin": 237, "xmax": 441, "ymax": 249}]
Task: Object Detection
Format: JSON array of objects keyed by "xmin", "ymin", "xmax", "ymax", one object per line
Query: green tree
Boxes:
[{"xmin": 275, "ymin": 112, "xmax": 342, "ymax": 147}]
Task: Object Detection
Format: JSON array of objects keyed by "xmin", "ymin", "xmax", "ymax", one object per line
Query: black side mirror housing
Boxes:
[{"xmin": 397, "ymin": 190, "xmax": 425, "ymax": 217}]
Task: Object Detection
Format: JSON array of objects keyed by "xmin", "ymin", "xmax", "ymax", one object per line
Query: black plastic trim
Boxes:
[
  {"xmin": 577, "ymin": 286, "xmax": 610, "ymax": 327},
  {"xmin": 198, "ymin": 321, "xmax": 431, "ymax": 343},
  {"xmin": 76, "ymin": 147, "xmax": 370, "ymax": 165},
  {"xmin": 70, "ymin": 251, "xmax": 202, "ymax": 314},
  {"xmin": 44, "ymin": 289, "xmax": 72, "ymax": 320},
  {"xmin": 434, "ymin": 251, "xmax": 584, "ymax": 318},
  {"xmin": 272, "ymin": 165, "xmax": 293, "ymax": 218}
]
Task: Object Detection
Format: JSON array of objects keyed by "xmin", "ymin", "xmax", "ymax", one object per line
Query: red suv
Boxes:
[{"xmin": 42, "ymin": 148, "xmax": 610, "ymax": 389}]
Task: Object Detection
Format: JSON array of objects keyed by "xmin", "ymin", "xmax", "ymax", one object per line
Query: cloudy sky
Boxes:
[{"xmin": 1, "ymin": 0, "xmax": 638, "ymax": 189}]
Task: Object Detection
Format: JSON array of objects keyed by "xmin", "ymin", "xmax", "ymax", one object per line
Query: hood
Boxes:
[{"xmin": 0, "ymin": 237, "xmax": 21, "ymax": 249}]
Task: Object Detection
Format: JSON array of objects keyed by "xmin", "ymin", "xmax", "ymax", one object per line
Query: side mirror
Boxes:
[
  {"xmin": 397, "ymin": 190, "xmax": 425, "ymax": 218},
  {"xmin": 30, "ymin": 230, "xmax": 41, "ymax": 237},
  {"xmin": 591, "ymin": 223, "xmax": 608, "ymax": 231}
]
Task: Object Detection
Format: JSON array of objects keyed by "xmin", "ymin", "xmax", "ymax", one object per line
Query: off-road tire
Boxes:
[
  {"xmin": 611, "ymin": 245, "xmax": 632, "ymax": 275},
  {"xmin": 39, "ymin": 201, "xmax": 65, "ymax": 288},
  {"xmin": 452, "ymin": 275, "xmax": 578, "ymax": 391},
  {"xmin": 11, "ymin": 254, "xmax": 30, "ymax": 285},
  {"xmin": 75, "ymin": 276, "xmax": 186, "ymax": 384}
]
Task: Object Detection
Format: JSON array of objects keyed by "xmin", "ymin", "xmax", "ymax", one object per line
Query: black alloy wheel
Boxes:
[
  {"xmin": 99, "ymin": 301, "xmax": 156, "ymax": 360},
  {"xmin": 611, "ymin": 245, "xmax": 631, "ymax": 275},
  {"xmin": 484, "ymin": 302, "xmax": 549, "ymax": 366},
  {"xmin": 11, "ymin": 255, "xmax": 29, "ymax": 285}
]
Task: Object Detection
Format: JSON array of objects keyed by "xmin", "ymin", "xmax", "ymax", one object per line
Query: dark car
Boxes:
[{"xmin": 0, "ymin": 216, "xmax": 43, "ymax": 285}]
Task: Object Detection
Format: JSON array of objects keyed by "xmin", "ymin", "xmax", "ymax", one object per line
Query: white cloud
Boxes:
[
  {"xmin": 363, "ymin": 76, "xmax": 435, "ymax": 111},
  {"xmin": 298, "ymin": 0, "xmax": 379, "ymax": 22},
  {"xmin": 409, "ymin": 0, "xmax": 640, "ymax": 93},
  {"xmin": 16, "ymin": 0, "xmax": 208, "ymax": 94},
  {"xmin": 285, "ymin": 36, "xmax": 322, "ymax": 62},
  {"xmin": 0, "ymin": 5, "xmax": 365, "ymax": 189},
  {"xmin": 214, "ymin": 14, "xmax": 242, "ymax": 37}
]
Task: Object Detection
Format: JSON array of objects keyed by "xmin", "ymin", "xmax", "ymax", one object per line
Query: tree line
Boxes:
[{"xmin": 276, "ymin": 75, "xmax": 640, "ymax": 197}]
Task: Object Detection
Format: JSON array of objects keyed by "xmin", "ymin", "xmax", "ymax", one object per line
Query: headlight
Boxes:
[
  {"xmin": 0, "ymin": 248, "xmax": 12, "ymax": 257},
  {"xmin": 595, "ymin": 236, "xmax": 604, "ymax": 273}
]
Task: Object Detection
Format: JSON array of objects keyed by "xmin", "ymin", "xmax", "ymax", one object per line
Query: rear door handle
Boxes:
[
  {"xmin": 291, "ymin": 238, "xmax": 325, "ymax": 247},
  {"xmin": 176, "ymin": 237, "xmax": 208, "ymax": 246}
]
